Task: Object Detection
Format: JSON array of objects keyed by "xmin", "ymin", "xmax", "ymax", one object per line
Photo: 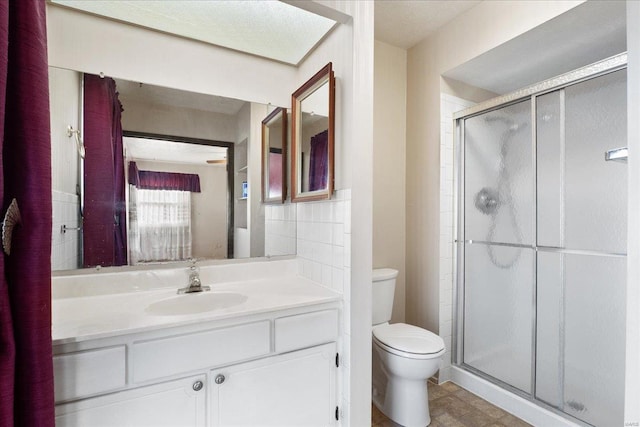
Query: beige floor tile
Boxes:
[
  {"xmin": 434, "ymin": 412, "xmax": 466, "ymax": 427},
  {"xmin": 371, "ymin": 382, "xmax": 530, "ymax": 427},
  {"xmin": 453, "ymin": 387, "xmax": 482, "ymax": 403},
  {"xmin": 430, "ymin": 395, "xmax": 474, "ymax": 419},
  {"xmin": 457, "ymin": 408, "xmax": 499, "ymax": 427},
  {"xmin": 497, "ymin": 413, "xmax": 533, "ymax": 427},
  {"xmin": 468, "ymin": 398, "xmax": 509, "ymax": 420},
  {"xmin": 428, "ymin": 382, "xmax": 451, "ymax": 401},
  {"xmin": 440, "ymin": 381, "xmax": 463, "ymax": 393}
]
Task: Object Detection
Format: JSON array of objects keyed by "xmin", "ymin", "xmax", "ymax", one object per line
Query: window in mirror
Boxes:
[
  {"xmin": 291, "ymin": 63, "xmax": 335, "ymax": 202},
  {"xmin": 262, "ymin": 107, "xmax": 287, "ymax": 204},
  {"xmin": 124, "ymin": 134, "xmax": 233, "ymax": 264}
]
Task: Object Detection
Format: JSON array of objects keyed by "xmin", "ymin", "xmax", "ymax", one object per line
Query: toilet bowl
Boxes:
[{"xmin": 372, "ymin": 269, "xmax": 445, "ymax": 427}]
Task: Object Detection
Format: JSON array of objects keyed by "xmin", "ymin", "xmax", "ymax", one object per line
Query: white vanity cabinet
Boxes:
[
  {"xmin": 55, "ymin": 374, "xmax": 207, "ymax": 427},
  {"xmin": 211, "ymin": 342, "xmax": 337, "ymax": 427},
  {"xmin": 53, "ymin": 306, "xmax": 340, "ymax": 427}
]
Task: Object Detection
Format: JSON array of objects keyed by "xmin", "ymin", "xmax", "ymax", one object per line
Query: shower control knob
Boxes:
[
  {"xmin": 215, "ymin": 374, "xmax": 225, "ymax": 384},
  {"xmin": 192, "ymin": 380, "xmax": 204, "ymax": 391}
]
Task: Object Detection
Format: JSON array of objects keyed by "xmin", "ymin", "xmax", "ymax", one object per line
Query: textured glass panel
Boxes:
[
  {"xmin": 536, "ymin": 91, "xmax": 563, "ymax": 247},
  {"xmin": 463, "ymin": 244, "xmax": 533, "ymax": 392},
  {"xmin": 535, "ymin": 252, "xmax": 563, "ymax": 407},
  {"xmin": 536, "ymin": 252, "xmax": 625, "ymax": 426},
  {"xmin": 564, "ymin": 69, "xmax": 627, "ymax": 253},
  {"xmin": 563, "ymin": 254, "xmax": 625, "ymax": 426},
  {"xmin": 464, "ymin": 100, "xmax": 532, "ymax": 245}
]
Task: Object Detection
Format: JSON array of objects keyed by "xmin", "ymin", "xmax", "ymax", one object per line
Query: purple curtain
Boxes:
[
  {"xmin": 308, "ymin": 130, "xmax": 328, "ymax": 191},
  {"xmin": 128, "ymin": 161, "xmax": 201, "ymax": 192},
  {"xmin": 0, "ymin": 1, "xmax": 55, "ymax": 426},
  {"xmin": 83, "ymin": 74, "xmax": 127, "ymax": 267},
  {"xmin": 268, "ymin": 151, "xmax": 282, "ymax": 198}
]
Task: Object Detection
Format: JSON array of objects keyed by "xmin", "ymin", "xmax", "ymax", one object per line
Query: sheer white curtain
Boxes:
[{"xmin": 129, "ymin": 187, "xmax": 192, "ymax": 263}]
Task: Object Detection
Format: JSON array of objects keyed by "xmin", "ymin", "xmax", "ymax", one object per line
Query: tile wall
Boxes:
[
  {"xmin": 264, "ymin": 203, "xmax": 297, "ymax": 256},
  {"xmin": 295, "ymin": 188, "xmax": 351, "ymax": 425},
  {"xmin": 52, "ymin": 190, "xmax": 82, "ymax": 270},
  {"xmin": 439, "ymin": 94, "xmax": 474, "ymax": 381}
]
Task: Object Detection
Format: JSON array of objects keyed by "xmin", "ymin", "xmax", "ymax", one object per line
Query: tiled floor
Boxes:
[{"xmin": 371, "ymin": 381, "xmax": 532, "ymax": 427}]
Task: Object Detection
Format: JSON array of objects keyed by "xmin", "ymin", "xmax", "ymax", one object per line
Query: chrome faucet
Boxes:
[{"xmin": 177, "ymin": 259, "xmax": 210, "ymax": 294}]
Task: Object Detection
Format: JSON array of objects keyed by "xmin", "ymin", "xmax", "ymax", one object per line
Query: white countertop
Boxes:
[{"xmin": 52, "ymin": 276, "xmax": 341, "ymax": 345}]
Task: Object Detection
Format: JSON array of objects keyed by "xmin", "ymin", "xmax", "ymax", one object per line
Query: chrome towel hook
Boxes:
[{"xmin": 67, "ymin": 125, "xmax": 85, "ymax": 159}]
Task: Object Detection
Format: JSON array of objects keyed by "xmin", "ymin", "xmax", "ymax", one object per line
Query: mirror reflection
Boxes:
[
  {"xmin": 125, "ymin": 135, "xmax": 231, "ymax": 264},
  {"xmin": 262, "ymin": 108, "xmax": 287, "ymax": 203},
  {"xmin": 291, "ymin": 63, "xmax": 335, "ymax": 202},
  {"xmin": 50, "ymin": 68, "xmax": 295, "ymax": 271}
]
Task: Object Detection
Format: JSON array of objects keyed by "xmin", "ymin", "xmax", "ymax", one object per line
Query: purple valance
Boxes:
[{"xmin": 128, "ymin": 161, "xmax": 201, "ymax": 192}]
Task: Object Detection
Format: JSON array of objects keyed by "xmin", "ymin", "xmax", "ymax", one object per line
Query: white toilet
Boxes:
[{"xmin": 372, "ymin": 268, "xmax": 445, "ymax": 427}]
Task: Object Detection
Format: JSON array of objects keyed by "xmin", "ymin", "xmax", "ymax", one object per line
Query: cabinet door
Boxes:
[
  {"xmin": 55, "ymin": 374, "xmax": 206, "ymax": 427},
  {"xmin": 211, "ymin": 343, "xmax": 337, "ymax": 427}
]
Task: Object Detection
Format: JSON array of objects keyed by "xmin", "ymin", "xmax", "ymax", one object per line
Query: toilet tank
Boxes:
[{"xmin": 372, "ymin": 268, "xmax": 398, "ymax": 326}]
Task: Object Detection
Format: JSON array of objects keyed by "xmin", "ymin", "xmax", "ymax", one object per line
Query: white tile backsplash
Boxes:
[
  {"xmin": 265, "ymin": 203, "xmax": 297, "ymax": 256},
  {"xmin": 52, "ymin": 190, "xmax": 81, "ymax": 271},
  {"xmin": 296, "ymin": 189, "xmax": 350, "ymax": 294}
]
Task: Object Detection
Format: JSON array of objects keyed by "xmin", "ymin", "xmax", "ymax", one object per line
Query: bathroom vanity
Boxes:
[{"xmin": 52, "ymin": 260, "xmax": 342, "ymax": 426}]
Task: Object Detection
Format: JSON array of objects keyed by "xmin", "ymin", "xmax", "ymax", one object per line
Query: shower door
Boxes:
[{"xmin": 456, "ymin": 63, "xmax": 627, "ymax": 426}]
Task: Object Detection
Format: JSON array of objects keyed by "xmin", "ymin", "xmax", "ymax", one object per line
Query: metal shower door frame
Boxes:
[{"xmin": 451, "ymin": 52, "xmax": 627, "ymax": 425}]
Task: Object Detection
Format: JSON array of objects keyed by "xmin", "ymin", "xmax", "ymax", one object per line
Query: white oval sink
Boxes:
[{"xmin": 146, "ymin": 292, "xmax": 248, "ymax": 316}]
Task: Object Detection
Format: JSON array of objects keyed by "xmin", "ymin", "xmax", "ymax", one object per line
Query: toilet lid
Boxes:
[{"xmin": 373, "ymin": 323, "xmax": 445, "ymax": 355}]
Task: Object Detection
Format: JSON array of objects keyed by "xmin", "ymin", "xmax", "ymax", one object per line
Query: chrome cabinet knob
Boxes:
[
  {"xmin": 215, "ymin": 374, "xmax": 225, "ymax": 384},
  {"xmin": 192, "ymin": 380, "xmax": 204, "ymax": 391}
]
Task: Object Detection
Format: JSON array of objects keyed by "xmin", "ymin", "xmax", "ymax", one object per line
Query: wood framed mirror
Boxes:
[
  {"xmin": 261, "ymin": 107, "xmax": 287, "ymax": 204},
  {"xmin": 291, "ymin": 63, "xmax": 335, "ymax": 202}
]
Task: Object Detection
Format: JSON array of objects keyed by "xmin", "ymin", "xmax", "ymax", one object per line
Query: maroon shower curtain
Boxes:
[
  {"xmin": 0, "ymin": 1, "xmax": 55, "ymax": 426},
  {"xmin": 83, "ymin": 74, "xmax": 127, "ymax": 267},
  {"xmin": 309, "ymin": 130, "xmax": 328, "ymax": 191}
]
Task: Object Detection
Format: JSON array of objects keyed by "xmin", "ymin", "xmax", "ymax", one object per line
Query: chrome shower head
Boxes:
[{"xmin": 474, "ymin": 187, "xmax": 499, "ymax": 215}]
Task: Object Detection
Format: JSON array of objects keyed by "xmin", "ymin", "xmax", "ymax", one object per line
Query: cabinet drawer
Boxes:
[
  {"xmin": 54, "ymin": 346, "xmax": 126, "ymax": 403},
  {"xmin": 56, "ymin": 374, "xmax": 206, "ymax": 427},
  {"xmin": 275, "ymin": 309, "xmax": 338, "ymax": 353},
  {"xmin": 132, "ymin": 321, "xmax": 270, "ymax": 383}
]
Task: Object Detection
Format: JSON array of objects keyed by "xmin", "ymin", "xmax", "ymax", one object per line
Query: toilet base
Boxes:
[{"xmin": 373, "ymin": 376, "xmax": 431, "ymax": 427}]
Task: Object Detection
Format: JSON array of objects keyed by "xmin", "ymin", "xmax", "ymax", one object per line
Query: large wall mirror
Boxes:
[
  {"xmin": 261, "ymin": 108, "xmax": 287, "ymax": 204},
  {"xmin": 291, "ymin": 63, "xmax": 335, "ymax": 202},
  {"xmin": 50, "ymin": 67, "xmax": 295, "ymax": 271}
]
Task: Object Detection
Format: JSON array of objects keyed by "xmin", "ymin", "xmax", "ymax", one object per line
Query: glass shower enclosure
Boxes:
[{"xmin": 454, "ymin": 54, "xmax": 627, "ymax": 426}]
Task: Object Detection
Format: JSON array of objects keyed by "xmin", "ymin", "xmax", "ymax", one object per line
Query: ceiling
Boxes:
[
  {"xmin": 115, "ymin": 79, "xmax": 246, "ymax": 116},
  {"xmin": 50, "ymin": 0, "xmax": 337, "ymax": 65},
  {"xmin": 125, "ymin": 137, "xmax": 227, "ymax": 165},
  {"xmin": 374, "ymin": 0, "xmax": 481, "ymax": 49}
]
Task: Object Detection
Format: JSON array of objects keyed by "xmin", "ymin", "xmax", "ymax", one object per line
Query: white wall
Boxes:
[
  {"xmin": 234, "ymin": 103, "xmax": 250, "ymax": 257},
  {"xmin": 405, "ymin": 0, "xmax": 583, "ymax": 340},
  {"xmin": 231, "ymin": 102, "xmax": 266, "ymax": 256},
  {"xmin": 46, "ymin": 5, "xmax": 297, "ymax": 108},
  {"xmin": 373, "ymin": 40, "xmax": 407, "ymax": 323},
  {"xmin": 291, "ymin": 2, "xmax": 374, "ymax": 425},
  {"xmin": 49, "ymin": 67, "xmax": 82, "ymax": 270},
  {"xmin": 119, "ymin": 98, "xmax": 237, "ymax": 143},
  {"xmin": 249, "ymin": 103, "xmax": 267, "ymax": 257}
]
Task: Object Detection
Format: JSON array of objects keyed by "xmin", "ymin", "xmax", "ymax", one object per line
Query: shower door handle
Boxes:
[{"xmin": 604, "ymin": 147, "xmax": 628, "ymax": 163}]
